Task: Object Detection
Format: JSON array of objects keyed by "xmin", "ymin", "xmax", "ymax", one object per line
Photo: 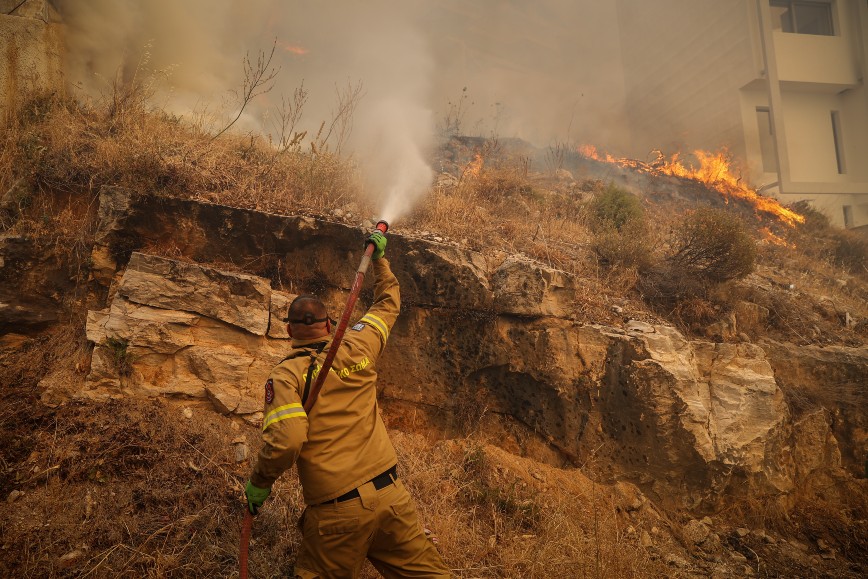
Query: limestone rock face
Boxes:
[
  {"xmin": 491, "ymin": 256, "xmax": 576, "ymax": 317},
  {"xmin": 268, "ymin": 290, "xmax": 297, "ymax": 339},
  {"xmin": 119, "ymin": 253, "xmax": 272, "ymax": 336},
  {"xmin": 64, "ymin": 190, "xmax": 857, "ymax": 511},
  {"xmin": 382, "ymin": 311, "xmax": 791, "ymax": 508},
  {"xmin": 72, "ymin": 253, "xmax": 289, "ymax": 421},
  {"xmin": 396, "ymin": 244, "xmax": 493, "ymax": 310},
  {"xmin": 761, "ymin": 340, "xmax": 868, "ymax": 477}
]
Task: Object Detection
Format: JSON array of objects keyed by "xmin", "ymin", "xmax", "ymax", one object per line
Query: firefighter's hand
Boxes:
[
  {"xmin": 245, "ymin": 480, "xmax": 271, "ymax": 515},
  {"xmin": 366, "ymin": 231, "xmax": 387, "ymax": 260}
]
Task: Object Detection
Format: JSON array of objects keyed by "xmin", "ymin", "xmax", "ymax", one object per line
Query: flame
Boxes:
[
  {"xmin": 579, "ymin": 145, "xmax": 805, "ymax": 227},
  {"xmin": 463, "ymin": 153, "xmax": 484, "ymax": 179},
  {"xmin": 279, "ymin": 42, "xmax": 309, "ymax": 55},
  {"xmin": 760, "ymin": 227, "xmax": 794, "ymax": 248}
]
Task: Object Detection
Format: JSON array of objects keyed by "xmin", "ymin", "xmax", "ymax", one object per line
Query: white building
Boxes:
[{"xmin": 617, "ymin": 0, "xmax": 868, "ymax": 228}]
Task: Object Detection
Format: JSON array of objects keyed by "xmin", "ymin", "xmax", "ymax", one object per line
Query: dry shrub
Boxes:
[
  {"xmin": 830, "ymin": 230, "xmax": 868, "ymax": 276},
  {"xmin": 591, "ymin": 221, "xmax": 653, "ymax": 272},
  {"xmin": 668, "ymin": 207, "xmax": 756, "ymax": 284},
  {"xmin": 788, "ymin": 200, "xmax": 831, "ymax": 234},
  {"xmin": 671, "ymin": 295, "xmax": 719, "ymax": 331}
]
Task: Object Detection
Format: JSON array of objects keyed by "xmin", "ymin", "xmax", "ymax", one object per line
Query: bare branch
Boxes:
[
  {"xmin": 210, "ymin": 41, "xmax": 280, "ymax": 142},
  {"xmin": 315, "ymin": 80, "xmax": 364, "ymax": 156}
]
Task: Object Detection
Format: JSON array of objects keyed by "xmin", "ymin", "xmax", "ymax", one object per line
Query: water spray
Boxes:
[{"xmin": 240, "ymin": 220, "xmax": 389, "ymax": 578}]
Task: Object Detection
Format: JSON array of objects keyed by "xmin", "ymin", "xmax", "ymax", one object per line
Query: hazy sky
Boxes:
[{"xmin": 58, "ymin": 0, "xmax": 630, "ymax": 220}]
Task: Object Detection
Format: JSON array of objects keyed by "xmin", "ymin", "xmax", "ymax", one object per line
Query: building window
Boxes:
[
  {"xmin": 756, "ymin": 107, "xmax": 778, "ymax": 173},
  {"xmin": 831, "ymin": 111, "xmax": 846, "ymax": 174},
  {"xmin": 770, "ymin": 1, "xmax": 835, "ymax": 35}
]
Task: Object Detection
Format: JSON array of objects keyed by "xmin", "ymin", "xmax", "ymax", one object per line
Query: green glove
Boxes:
[
  {"xmin": 245, "ymin": 480, "xmax": 271, "ymax": 515},
  {"xmin": 366, "ymin": 231, "xmax": 387, "ymax": 260}
]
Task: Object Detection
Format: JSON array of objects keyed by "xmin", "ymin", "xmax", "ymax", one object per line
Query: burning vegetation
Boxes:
[{"xmin": 578, "ymin": 145, "xmax": 805, "ymax": 227}]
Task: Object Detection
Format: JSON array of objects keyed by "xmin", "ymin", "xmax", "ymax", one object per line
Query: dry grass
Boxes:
[
  {"xmin": 0, "ymin": 383, "xmax": 670, "ymax": 578},
  {"xmin": 2, "ymin": 90, "xmax": 362, "ymax": 223}
]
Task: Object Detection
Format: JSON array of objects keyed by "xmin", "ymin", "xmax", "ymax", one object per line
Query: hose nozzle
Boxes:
[{"xmin": 375, "ymin": 220, "xmax": 389, "ymax": 234}]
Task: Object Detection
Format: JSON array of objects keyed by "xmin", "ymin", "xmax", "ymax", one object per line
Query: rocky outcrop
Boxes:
[
  {"xmin": 491, "ymin": 256, "xmax": 576, "ymax": 317},
  {"xmin": 56, "ymin": 189, "xmax": 860, "ymax": 511},
  {"xmin": 118, "ymin": 253, "xmax": 272, "ymax": 335},
  {"xmin": 63, "ymin": 252, "xmax": 290, "ymax": 422},
  {"xmin": 761, "ymin": 340, "xmax": 868, "ymax": 478}
]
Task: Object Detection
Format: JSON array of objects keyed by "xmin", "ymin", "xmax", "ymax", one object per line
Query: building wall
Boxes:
[
  {"xmin": 782, "ymin": 91, "xmax": 856, "ymax": 183},
  {"xmin": 0, "ymin": 1, "xmax": 64, "ymax": 125},
  {"xmin": 738, "ymin": 83, "xmax": 777, "ymax": 187}
]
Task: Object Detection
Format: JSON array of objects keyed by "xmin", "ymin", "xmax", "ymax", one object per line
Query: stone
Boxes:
[
  {"xmin": 268, "ymin": 290, "xmax": 296, "ymax": 339},
  {"xmin": 733, "ymin": 301, "xmax": 769, "ymax": 333},
  {"xmin": 332, "ymin": 208, "xmax": 345, "ymax": 218},
  {"xmin": 625, "ymin": 319, "xmax": 655, "ymax": 334},
  {"xmin": 683, "ymin": 519, "xmax": 711, "ymax": 545},
  {"xmin": 665, "ymin": 554, "xmax": 689, "ymax": 567},
  {"xmin": 57, "ymin": 550, "xmax": 84, "ymax": 569},
  {"xmin": 491, "ymin": 256, "xmax": 575, "ymax": 317},
  {"xmin": 118, "ymin": 253, "xmax": 271, "ymax": 335},
  {"xmin": 640, "ymin": 531, "xmax": 652, "ymax": 548},
  {"xmin": 6, "ymin": 490, "xmax": 23, "ymax": 503},
  {"xmin": 183, "ymin": 407, "xmax": 193, "ymax": 419},
  {"xmin": 731, "ymin": 551, "xmax": 747, "ymax": 563},
  {"xmin": 233, "ymin": 442, "xmax": 249, "ymax": 463},
  {"xmin": 396, "ymin": 244, "xmax": 492, "ymax": 310},
  {"xmin": 735, "ymin": 527, "xmax": 750, "ymax": 538}
]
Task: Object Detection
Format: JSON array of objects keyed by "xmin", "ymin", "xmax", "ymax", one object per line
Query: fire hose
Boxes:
[{"xmin": 240, "ymin": 220, "xmax": 390, "ymax": 578}]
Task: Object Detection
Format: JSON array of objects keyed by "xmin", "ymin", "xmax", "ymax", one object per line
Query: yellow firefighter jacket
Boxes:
[{"xmin": 250, "ymin": 258, "xmax": 400, "ymax": 505}]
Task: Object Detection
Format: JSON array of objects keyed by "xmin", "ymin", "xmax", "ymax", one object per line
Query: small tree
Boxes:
[{"xmin": 668, "ymin": 208, "xmax": 756, "ymax": 283}]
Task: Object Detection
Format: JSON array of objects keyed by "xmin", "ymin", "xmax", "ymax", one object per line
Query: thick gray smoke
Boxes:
[{"xmin": 58, "ymin": 0, "xmax": 628, "ymax": 223}]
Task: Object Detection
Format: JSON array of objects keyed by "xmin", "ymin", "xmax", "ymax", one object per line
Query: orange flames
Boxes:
[
  {"xmin": 578, "ymin": 145, "xmax": 805, "ymax": 227},
  {"xmin": 759, "ymin": 227, "xmax": 793, "ymax": 248},
  {"xmin": 463, "ymin": 153, "xmax": 484, "ymax": 179},
  {"xmin": 279, "ymin": 42, "xmax": 309, "ymax": 56}
]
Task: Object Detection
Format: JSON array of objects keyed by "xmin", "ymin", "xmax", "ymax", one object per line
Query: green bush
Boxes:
[
  {"xmin": 589, "ymin": 183, "xmax": 644, "ymax": 232},
  {"xmin": 668, "ymin": 208, "xmax": 756, "ymax": 283}
]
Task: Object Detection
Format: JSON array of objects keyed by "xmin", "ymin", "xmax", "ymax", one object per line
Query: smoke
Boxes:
[{"xmin": 57, "ymin": 1, "xmax": 630, "ymax": 223}]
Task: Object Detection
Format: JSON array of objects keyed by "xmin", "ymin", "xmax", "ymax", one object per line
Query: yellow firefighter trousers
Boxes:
[{"xmin": 294, "ymin": 478, "xmax": 450, "ymax": 579}]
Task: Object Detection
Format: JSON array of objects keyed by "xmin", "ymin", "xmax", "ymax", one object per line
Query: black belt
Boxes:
[{"xmin": 323, "ymin": 465, "xmax": 398, "ymax": 504}]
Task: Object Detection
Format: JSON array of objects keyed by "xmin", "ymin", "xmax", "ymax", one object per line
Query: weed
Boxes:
[{"xmin": 105, "ymin": 336, "xmax": 133, "ymax": 376}]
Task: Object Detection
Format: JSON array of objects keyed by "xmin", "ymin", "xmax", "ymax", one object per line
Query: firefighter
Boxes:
[{"xmin": 245, "ymin": 231, "xmax": 450, "ymax": 579}]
